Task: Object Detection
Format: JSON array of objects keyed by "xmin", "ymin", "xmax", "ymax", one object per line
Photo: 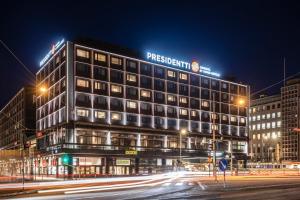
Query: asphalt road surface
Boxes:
[{"xmin": 7, "ymin": 175, "xmax": 300, "ymax": 200}]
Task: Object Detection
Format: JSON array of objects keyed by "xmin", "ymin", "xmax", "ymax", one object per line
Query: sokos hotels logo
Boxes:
[{"xmin": 191, "ymin": 61, "xmax": 200, "ymax": 73}]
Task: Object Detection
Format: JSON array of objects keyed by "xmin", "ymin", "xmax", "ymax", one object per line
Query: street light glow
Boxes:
[
  {"xmin": 39, "ymin": 86, "xmax": 47, "ymax": 94},
  {"xmin": 237, "ymin": 98, "xmax": 246, "ymax": 106}
]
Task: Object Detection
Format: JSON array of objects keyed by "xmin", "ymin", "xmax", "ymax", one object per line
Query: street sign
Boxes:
[
  {"xmin": 125, "ymin": 150, "xmax": 137, "ymax": 155},
  {"xmin": 219, "ymin": 158, "xmax": 228, "ymax": 172}
]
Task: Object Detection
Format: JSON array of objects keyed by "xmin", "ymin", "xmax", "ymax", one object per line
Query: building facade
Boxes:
[
  {"xmin": 249, "ymin": 95, "xmax": 281, "ymax": 163},
  {"xmin": 35, "ymin": 39, "xmax": 249, "ymax": 177},
  {"xmin": 281, "ymin": 78, "xmax": 300, "ymax": 162},
  {"xmin": 0, "ymin": 86, "xmax": 36, "ymax": 150},
  {"xmin": 0, "ymin": 86, "xmax": 36, "ymax": 176}
]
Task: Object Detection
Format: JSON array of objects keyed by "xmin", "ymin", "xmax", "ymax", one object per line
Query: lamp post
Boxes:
[{"xmin": 212, "ymin": 93, "xmax": 217, "ymax": 181}]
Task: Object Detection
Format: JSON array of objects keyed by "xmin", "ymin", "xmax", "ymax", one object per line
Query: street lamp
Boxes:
[
  {"xmin": 179, "ymin": 129, "xmax": 187, "ymax": 166},
  {"xmin": 39, "ymin": 86, "xmax": 48, "ymax": 94}
]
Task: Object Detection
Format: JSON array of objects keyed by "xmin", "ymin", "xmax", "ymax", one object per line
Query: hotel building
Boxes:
[
  {"xmin": 249, "ymin": 95, "xmax": 281, "ymax": 163},
  {"xmin": 35, "ymin": 38, "xmax": 249, "ymax": 177}
]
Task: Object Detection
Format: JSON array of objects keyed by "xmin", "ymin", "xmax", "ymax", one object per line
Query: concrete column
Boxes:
[
  {"xmin": 163, "ymin": 136, "xmax": 168, "ymax": 148},
  {"xmin": 137, "ymin": 134, "xmax": 141, "ymax": 150},
  {"xmin": 187, "ymin": 137, "xmax": 191, "ymax": 149}
]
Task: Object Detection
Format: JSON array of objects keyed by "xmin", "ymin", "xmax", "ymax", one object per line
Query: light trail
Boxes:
[{"xmin": 37, "ymin": 172, "xmax": 182, "ymax": 194}]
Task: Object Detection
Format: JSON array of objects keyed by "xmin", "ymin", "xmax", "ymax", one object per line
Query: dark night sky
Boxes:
[{"xmin": 0, "ymin": 0, "xmax": 299, "ymax": 108}]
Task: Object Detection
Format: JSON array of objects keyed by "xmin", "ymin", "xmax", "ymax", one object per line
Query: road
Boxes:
[{"xmin": 5, "ymin": 173, "xmax": 300, "ymax": 200}]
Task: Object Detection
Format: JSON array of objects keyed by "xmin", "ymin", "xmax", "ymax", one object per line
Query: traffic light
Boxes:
[{"xmin": 61, "ymin": 154, "xmax": 72, "ymax": 166}]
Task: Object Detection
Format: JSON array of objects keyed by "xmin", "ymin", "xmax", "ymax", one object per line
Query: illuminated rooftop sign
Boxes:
[
  {"xmin": 39, "ymin": 38, "xmax": 65, "ymax": 67},
  {"xmin": 146, "ymin": 51, "xmax": 220, "ymax": 77}
]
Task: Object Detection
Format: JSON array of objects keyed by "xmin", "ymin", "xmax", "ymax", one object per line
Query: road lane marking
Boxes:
[{"xmin": 197, "ymin": 182, "xmax": 206, "ymax": 190}]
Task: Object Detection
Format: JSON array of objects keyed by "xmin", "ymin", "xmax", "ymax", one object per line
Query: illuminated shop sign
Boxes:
[
  {"xmin": 39, "ymin": 38, "xmax": 65, "ymax": 67},
  {"xmin": 146, "ymin": 51, "xmax": 220, "ymax": 77}
]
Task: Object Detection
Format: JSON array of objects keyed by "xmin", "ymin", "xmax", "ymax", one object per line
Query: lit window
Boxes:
[
  {"xmin": 252, "ymin": 116, "xmax": 256, "ymax": 121},
  {"xmin": 77, "ymin": 109, "xmax": 89, "ymax": 117},
  {"xmin": 253, "ymin": 108, "xmax": 256, "ymax": 113},
  {"xmin": 94, "ymin": 53, "xmax": 106, "ymax": 62},
  {"xmin": 111, "ymin": 113, "xmax": 121, "ymax": 120},
  {"xmin": 94, "ymin": 82, "xmax": 105, "ymax": 90},
  {"xmin": 266, "ymin": 122, "xmax": 271, "ymax": 129},
  {"xmin": 211, "ymin": 113, "xmax": 217, "ymax": 119},
  {"xmin": 272, "ymin": 113, "xmax": 276, "ymax": 118},
  {"xmin": 272, "ymin": 122, "xmax": 276, "ymax": 128},
  {"xmin": 77, "ymin": 79, "xmax": 89, "ymax": 87},
  {"xmin": 111, "ymin": 85, "xmax": 122, "ymax": 93},
  {"xmin": 211, "ymin": 124, "xmax": 218, "ymax": 130},
  {"xmin": 95, "ymin": 111, "xmax": 106, "ymax": 119},
  {"xmin": 277, "ymin": 131, "xmax": 281, "ymax": 137},
  {"xmin": 55, "ymin": 56, "xmax": 60, "ymax": 64},
  {"xmin": 277, "ymin": 112, "xmax": 281, "ymax": 118},
  {"xmin": 262, "ymin": 123, "xmax": 266, "ymax": 129},
  {"xmin": 257, "ymin": 134, "xmax": 260, "ymax": 140},
  {"xmin": 230, "ymin": 116, "xmax": 237, "ymax": 122},
  {"xmin": 167, "ymin": 95, "xmax": 176, "ymax": 102},
  {"xmin": 180, "ymin": 108, "xmax": 188, "ymax": 116},
  {"xmin": 127, "ymin": 101, "xmax": 137, "ymax": 109},
  {"xmin": 179, "ymin": 73, "xmax": 188, "ymax": 80},
  {"xmin": 252, "ymin": 124, "xmax": 256, "ymax": 130},
  {"xmin": 257, "ymin": 115, "xmax": 260, "ymax": 121},
  {"xmin": 277, "ymin": 121, "xmax": 281, "ymax": 127},
  {"xmin": 141, "ymin": 90, "xmax": 151, "ymax": 98},
  {"xmin": 240, "ymin": 117, "xmax": 245, "ymax": 123},
  {"xmin": 272, "ymin": 132, "xmax": 277, "ymax": 139},
  {"xmin": 111, "ymin": 57, "xmax": 122, "ymax": 65},
  {"xmin": 266, "ymin": 114, "xmax": 270, "ymax": 119},
  {"xmin": 179, "ymin": 97, "xmax": 188, "ymax": 104},
  {"xmin": 191, "ymin": 110, "xmax": 197, "ymax": 117},
  {"xmin": 222, "ymin": 115, "xmax": 228, "ymax": 121},
  {"xmin": 126, "ymin": 74, "xmax": 137, "ymax": 82},
  {"xmin": 201, "ymin": 100, "xmax": 209, "ymax": 107},
  {"xmin": 76, "ymin": 49, "xmax": 89, "ymax": 58},
  {"xmin": 257, "ymin": 124, "xmax": 261, "ymax": 130},
  {"xmin": 253, "ymin": 134, "xmax": 256, "ymax": 140},
  {"xmin": 167, "ymin": 70, "xmax": 176, "ymax": 78},
  {"xmin": 262, "ymin": 114, "xmax": 266, "ymax": 119}
]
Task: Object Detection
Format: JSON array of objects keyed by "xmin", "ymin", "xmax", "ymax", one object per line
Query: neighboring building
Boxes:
[
  {"xmin": 281, "ymin": 77, "xmax": 300, "ymax": 162},
  {"xmin": 34, "ymin": 38, "xmax": 249, "ymax": 177},
  {"xmin": 0, "ymin": 86, "xmax": 36, "ymax": 150},
  {"xmin": 249, "ymin": 95, "xmax": 281, "ymax": 163}
]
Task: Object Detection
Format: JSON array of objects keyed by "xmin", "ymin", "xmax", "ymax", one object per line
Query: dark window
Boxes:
[
  {"xmin": 221, "ymin": 93, "xmax": 229, "ymax": 103},
  {"xmin": 127, "ymin": 114, "xmax": 137, "ymax": 124},
  {"xmin": 126, "ymin": 87, "xmax": 138, "ymax": 100},
  {"xmin": 94, "ymin": 67, "xmax": 107, "ymax": 81},
  {"xmin": 201, "ymin": 112, "xmax": 210, "ymax": 122},
  {"xmin": 221, "ymin": 82, "xmax": 229, "ymax": 92},
  {"xmin": 230, "ymin": 84, "xmax": 238, "ymax": 94},
  {"xmin": 167, "ymin": 82, "xmax": 177, "ymax": 94},
  {"xmin": 190, "ymin": 87, "xmax": 199, "ymax": 98},
  {"xmin": 140, "ymin": 76, "xmax": 152, "ymax": 89},
  {"xmin": 140, "ymin": 103, "xmax": 152, "ymax": 115},
  {"xmin": 211, "ymin": 91, "xmax": 219, "ymax": 101},
  {"xmin": 110, "ymin": 70, "xmax": 123, "ymax": 84},
  {"xmin": 94, "ymin": 96, "xmax": 107, "ymax": 109},
  {"xmin": 141, "ymin": 116, "xmax": 152, "ymax": 127},
  {"xmin": 154, "ymin": 66, "xmax": 165, "ymax": 78},
  {"xmin": 76, "ymin": 94, "xmax": 91, "ymax": 107},
  {"xmin": 76, "ymin": 63, "xmax": 91, "ymax": 78},
  {"xmin": 190, "ymin": 98, "xmax": 200, "ymax": 109},
  {"xmin": 154, "ymin": 92, "xmax": 165, "ymax": 104},
  {"xmin": 110, "ymin": 98, "xmax": 123, "ymax": 111},
  {"xmin": 190, "ymin": 74, "xmax": 200, "ymax": 86},
  {"xmin": 211, "ymin": 80, "xmax": 219, "ymax": 90},
  {"xmin": 154, "ymin": 117, "xmax": 164, "ymax": 128},
  {"xmin": 179, "ymin": 85, "xmax": 188, "ymax": 96},
  {"xmin": 239, "ymin": 86, "xmax": 246, "ymax": 96},
  {"xmin": 60, "ymin": 64, "xmax": 66, "ymax": 77},
  {"xmin": 154, "ymin": 105, "xmax": 165, "ymax": 116},
  {"xmin": 221, "ymin": 104, "xmax": 229, "ymax": 113},
  {"xmin": 126, "ymin": 60, "xmax": 138, "ymax": 73},
  {"xmin": 191, "ymin": 122, "xmax": 199, "ymax": 131},
  {"xmin": 140, "ymin": 63, "xmax": 152, "ymax": 76},
  {"xmin": 201, "ymin": 89, "xmax": 210, "ymax": 99},
  {"xmin": 230, "ymin": 105, "xmax": 238, "ymax": 115},
  {"xmin": 167, "ymin": 119, "xmax": 177, "ymax": 130},
  {"xmin": 167, "ymin": 107, "xmax": 177, "ymax": 118},
  {"xmin": 202, "ymin": 122, "xmax": 210, "ymax": 134},
  {"xmin": 180, "ymin": 120, "xmax": 188, "ymax": 129},
  {"xmin": 154, "ymin": 79, "xmax": 165, "ymax": 91},
  {"xmin": 201, "ymin": 77, "xmax": 210, "ymax": 88}
]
